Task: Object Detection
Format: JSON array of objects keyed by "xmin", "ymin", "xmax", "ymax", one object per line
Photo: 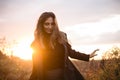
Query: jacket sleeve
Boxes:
[
  {"xmin": 29, "ymin": 41, "xmax": 44, "ymax": 80},
  {"xmin": 66, "ymin": 43, "xmax": 90, "ymax": 61},
  {"xmin": 60, "ymin": 31, "xmax": 90, "ymax": 61}
]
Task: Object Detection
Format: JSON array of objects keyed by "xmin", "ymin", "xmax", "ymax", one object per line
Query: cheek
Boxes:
[{"xmin": 43, "ymin": 25, "xmax": 48, "ymax": 29}]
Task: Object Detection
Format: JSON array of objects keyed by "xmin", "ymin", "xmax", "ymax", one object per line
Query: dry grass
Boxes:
[
  {"xmin": 0, "ymin": 51, "xmax": 32, "ymax": 80},
  {"xmin": 0, "ymin": 46, "xmax": 120, "ymax": 80}
]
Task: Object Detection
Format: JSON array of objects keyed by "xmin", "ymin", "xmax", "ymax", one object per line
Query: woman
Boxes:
[{"xmin": 29, "ymin": 12, "xmax": 99, "ymax": 80}]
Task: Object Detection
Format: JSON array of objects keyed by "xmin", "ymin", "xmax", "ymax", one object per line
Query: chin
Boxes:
[{"xmin": 46, "ymin": 31, "xmax": 52, "ymax": 34}]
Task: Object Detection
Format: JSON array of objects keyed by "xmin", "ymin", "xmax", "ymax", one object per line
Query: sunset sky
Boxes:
[{"xmin": 0, "ymin": 0, "xmax": 120, "ymax": 60}]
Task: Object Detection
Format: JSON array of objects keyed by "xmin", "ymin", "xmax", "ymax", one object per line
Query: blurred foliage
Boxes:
[
  {"xmin": 0, "ymin": 43, "xmax": 120, "ymax": 80},
  {"xmin": 99, "ymin": 46, "xmax": 120, "ymax": 80},
  {"xmin": 73, "ymin": 46, "xmax": 120, "ymax": 80},
  {"xmin": 0, "ymin": 50, "xmax": 32, "ymax": 80}
]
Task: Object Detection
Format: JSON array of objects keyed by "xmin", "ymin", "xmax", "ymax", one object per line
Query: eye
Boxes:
[
  {"xmin": 44, "ymin": 22, "xmax": 55, "ymax": 26},
  {"xmin": 44, "ymin": 22, "xmax": 49, "ymax": 26}
]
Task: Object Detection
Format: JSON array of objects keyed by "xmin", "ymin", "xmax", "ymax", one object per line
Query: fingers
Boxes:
[
  {"xmin": 94, "ymin": 54, "xmax": 97, "ymax": 56},
  {"xmin": 95, "ymin": 49, "xmax": 99, "ymax": 51},
  {"xmin": 93, "ymin": 49, "xmax": 99, "ymax": 53},
  {"xmin": 90, "ymin": 49, "xmax": 100, "ymax": 58}
]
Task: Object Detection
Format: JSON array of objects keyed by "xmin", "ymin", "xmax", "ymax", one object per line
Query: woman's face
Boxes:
[{"xmin": 43, "ymin": 17, "xmax": 54, "ymax": 34}]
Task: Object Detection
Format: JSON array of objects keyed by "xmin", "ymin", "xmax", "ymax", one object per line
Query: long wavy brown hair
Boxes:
[{"xmin": 32, "ymin": 12, "xmax": 68, "ymax": 50}]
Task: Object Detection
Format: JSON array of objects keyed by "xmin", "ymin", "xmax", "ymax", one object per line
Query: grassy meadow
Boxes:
[{"xmin": 0, "ymin": 46, "xmax": 120, "ymax": 80}]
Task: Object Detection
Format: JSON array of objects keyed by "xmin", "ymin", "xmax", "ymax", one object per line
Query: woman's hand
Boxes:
[{"xmin": 90, "ymin": 49, "xmax": 99, "ymax": 58}]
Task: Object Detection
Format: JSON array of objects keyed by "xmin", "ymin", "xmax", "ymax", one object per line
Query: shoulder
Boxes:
[
  {"xmin": 30, "ymin": 40, "xmax": 40, "ymax": 49},
  {"xmin": 59, "ymin": 31, "xmax": 72, "ymax": 47},
  {"xmin": 60, "ymin": 31, "xmax": 67, "ymax": 38},
  {"xmin": 60, "ymin": 31, "xmax": 67, "ymax": 36}
]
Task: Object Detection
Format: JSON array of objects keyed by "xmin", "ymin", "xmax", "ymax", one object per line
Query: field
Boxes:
[
  {"xmin": 0, "ymin": 46, "xmax": 120, "ymax": 80},
  {"xmin": 0, "ymin": 51, "xmax": 32, "ymax": 80}
]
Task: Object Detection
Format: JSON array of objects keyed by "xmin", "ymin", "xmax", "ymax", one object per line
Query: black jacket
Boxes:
[
  {"xmin": 29, "ymin": 33, "xmax": 90, "ymax": 80},
  {"xmin": 64, "ymin": 43, "xmax": 89, "ymax": 80}
]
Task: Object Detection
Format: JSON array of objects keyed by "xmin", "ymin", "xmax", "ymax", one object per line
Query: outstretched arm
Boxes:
[
  {"xmin": 66, "ymin": 43, "xmax": 99, "ymax": 61},
  {"xmin": 66, "ymin": 43, "xmax": 90, "ymax": 61},
  {"xmin": 62, "ymin": 32, "xmax": 99, "ymax": 61}
]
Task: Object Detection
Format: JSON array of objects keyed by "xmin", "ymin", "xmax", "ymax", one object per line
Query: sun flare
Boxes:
[{"xmin": 12, "ymin": 39, "xmax": 33, "ymax": 60}]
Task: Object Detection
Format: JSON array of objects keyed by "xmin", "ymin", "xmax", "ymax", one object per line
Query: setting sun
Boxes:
[{"xmin": 12, "ymin": 39, "xmax": 33, "ymax": 60}]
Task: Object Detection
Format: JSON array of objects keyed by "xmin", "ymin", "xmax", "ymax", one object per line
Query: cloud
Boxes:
[
  {"xmin": 66, "ymin": 30, "xmax": 120, "ymax": 45},
  {"xmin": 62, "ymin": 15, "xmax": 120, "ymax": 45},
  {"xmin": 96, "ymin": 30, "xmax": 120, "ymax": 44},
  {"xmin": 0, "ymin": 0, "xmax": 120, "ymax": 25},
  {"xmin": 54, "ymin": 0, "xmax": 120, "ymax": 26},
  {"xmin": 0, "ymin": 0, "xmax": 120, "ymax": 41}
]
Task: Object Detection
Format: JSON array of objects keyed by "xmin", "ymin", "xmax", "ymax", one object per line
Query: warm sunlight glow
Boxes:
[{"xmin": 12, "ymin": 39, "xmax": 33, "ymax": 60}]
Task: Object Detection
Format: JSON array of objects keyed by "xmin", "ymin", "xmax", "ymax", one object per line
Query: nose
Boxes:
[{"xmin": 48, "ymin": 24, "xmax": 52, "ymax": 29}]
